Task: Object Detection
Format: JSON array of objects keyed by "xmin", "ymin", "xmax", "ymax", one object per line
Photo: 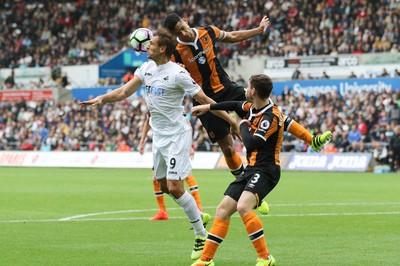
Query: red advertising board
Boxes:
[{"xmin": 0, "ymin": 90, "xmax": 53, "ymax": 101}]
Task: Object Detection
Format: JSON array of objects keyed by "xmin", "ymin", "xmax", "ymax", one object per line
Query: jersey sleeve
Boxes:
[
  {"xmin": 240, "ymin": 113, "xmax": 276, "ymax": 152},
  {"xmin": 253, "ymin": 113, "xmax": 276, "ymax": 141},
  {"xmin": 175, "ymin": 67, "xmax": 201, "ymax": 96},
  {"xmin": 283, "ymin": 115, "xmax": 293, "ymax": 132},
  {"xmin": 210, "ymin": 101, "xmax": 244, "ymax": 114},
  {"xmin": 134, "ymin": 62, "xmax": 147, "ymax": 82},
  {"xmin": 210, "ymin": 25, "xmax": 226, "ymax": 42}
]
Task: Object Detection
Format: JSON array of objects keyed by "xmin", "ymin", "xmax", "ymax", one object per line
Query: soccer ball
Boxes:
[{"xmin": 129, "ymin": 28, "xmax": 153, "ymax": 52}]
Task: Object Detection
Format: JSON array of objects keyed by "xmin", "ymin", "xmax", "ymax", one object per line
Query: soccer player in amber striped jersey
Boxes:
[
  {"xmin": 190, "ymin": 74, "xmax": 281, "ymax": 266},
  {"xmin": 163, "ymin": 13, "xmax": 271, "ymax": 178}
]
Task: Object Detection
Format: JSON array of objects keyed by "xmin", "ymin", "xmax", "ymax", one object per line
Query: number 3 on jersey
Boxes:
[{"xmin": 251, "ymin": 173, "xmax": 260, "ymax": 184}]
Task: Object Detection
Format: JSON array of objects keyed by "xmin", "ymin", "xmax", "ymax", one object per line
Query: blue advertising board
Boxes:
[
  {"xmin": 273, "ymin": 77, "xmax": 400, "ymax": 98},
  {"xmin": 99, "ymin": 49, "xmax": 148, "ymax": 80}
]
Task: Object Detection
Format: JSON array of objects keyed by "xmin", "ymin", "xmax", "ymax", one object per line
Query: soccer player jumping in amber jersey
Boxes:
[
  {"xmin": 189, "ymin": 74, "xmax": 294, "ymax": 266},
  {"xmin": 163, "ymin": 13, "xmax": 272, "ymax": 178}
]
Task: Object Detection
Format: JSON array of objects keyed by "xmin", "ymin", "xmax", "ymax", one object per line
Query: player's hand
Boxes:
[
  {"xmin": 190, "ymin": 147, "xmax": 195, "ymax": 160},
  {"xmin": 79, "ymin": 96, "xmax": 103, "ymax": 106},
  {"xmin": 139, "ymin": 140, "xmax": 145, "ymax": 155},
  {"xmin": 230, "ymin": 122, "xmax": 242, "ymax": 141},
  {"xmin": 191, "ymin": 105, "xmax": 210, "ymax": 116},
  {"xmin": 259, "ymin": 16, "xmax": 270, "ymax": 33},
  {"xmin": 175, "ymin": 62, "xmax": 186, "ymax": 69},
  {"xmin": 240, "ymin": 119, "xmax": 251, "ymax": 126}
]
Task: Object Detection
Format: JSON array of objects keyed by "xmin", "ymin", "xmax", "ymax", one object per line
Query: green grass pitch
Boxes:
[{"xmin": 0, "ymin": 167, "xmax": 399, "ymax": 265}]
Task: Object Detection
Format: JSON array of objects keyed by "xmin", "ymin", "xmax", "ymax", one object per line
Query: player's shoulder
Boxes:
[
  {"xmin": 242, "ymin": 101, "xmax": 253, "ymax": 111},
  {"xmin": 167, "ymin": 62, "xmax": 189, "ymax": 75},
  {"xmin": 197, "ymin": 25, "xmax": 221, "ymax": 38},
  {"xmin": 138, "ymin": 60, "xmax": 155, "ymax": 71}
]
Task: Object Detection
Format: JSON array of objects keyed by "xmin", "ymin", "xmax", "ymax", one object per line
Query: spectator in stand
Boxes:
[
  {"xmin": 291, "ymin": 67, "xmax": 301, "ymax": 80},
  {"xmin": 388, "ymin": 125, "xmax": 400, "ymax": 172},
  {"xmin": 348, "ymin": 71, "xmax": 357, "ymax": 78},
  {"xmin": 323, "ymin": 142, "xmax": 338, "ymax": 154},
  {"xmin": 0, "ymin": 0, "xmax": 398, "ymax": 71},
  {"xmin": 380, "ymin": 68, "xmax": 391, "ymax": 77},
  {"xmin": 121, "ymin": 70, "xmax": 135, "ymax": 84},
  {"xmin": 5, "ymin": 70, "xmax": 15, "ymax": 89},
  {"xmin": 373, "ymin": 141, "xmax": 389, "ymax": 165}
]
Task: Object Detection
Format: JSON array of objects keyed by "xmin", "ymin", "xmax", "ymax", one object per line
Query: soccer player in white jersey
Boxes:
[{"xmin": 80, "ymin": 28, "xmax": 240, "ymax": 261}]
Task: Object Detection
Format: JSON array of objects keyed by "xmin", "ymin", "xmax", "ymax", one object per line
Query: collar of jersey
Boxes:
[
  {"xmin": 248, "ymin": 98, "xmax": 274, "ymax": 119},
  {"xmin": 177, "ymin": 28, "xmax": 199, "ymax": 49}
]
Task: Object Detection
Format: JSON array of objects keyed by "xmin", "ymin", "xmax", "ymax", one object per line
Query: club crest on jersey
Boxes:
[
  {"xmin": 260, "ymin": 120, "xmax": 270, "ymax": 130},
  {"xmin": 198, "ymin": 56, "xmax": 206, "ymax": 64}
]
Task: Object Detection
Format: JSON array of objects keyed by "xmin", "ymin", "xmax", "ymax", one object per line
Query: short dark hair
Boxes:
[
  {"xmin": 163, "ymin": 13, "xmax": 182, "ymax": 32},
  {"xmin": 154, "ymin": 28, "xmax": 177, "ymax": 58},
  {"xmin": 249, "ymin": 74, "xmax": 273, "ymax": 99}
]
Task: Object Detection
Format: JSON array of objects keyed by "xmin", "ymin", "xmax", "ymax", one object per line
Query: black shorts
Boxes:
[
  {"xmin": 224, "ymin": 165, "xmax": 281, "ymax": 204},
  {"xmin": 194, "ymin": 83, "xmax": 246, "ymax": 143}
]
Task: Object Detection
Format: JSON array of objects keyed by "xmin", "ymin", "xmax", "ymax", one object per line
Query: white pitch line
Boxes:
[
  {"xmin": 0, "ymin": 211, "xmax": 399, "ymax": 223},
  {"xmin": 59, "ymin": 201, "xmax": 400, "ymax": 221}
]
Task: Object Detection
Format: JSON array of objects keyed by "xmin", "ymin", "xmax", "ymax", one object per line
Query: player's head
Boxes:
[
  {"xmin": 148, "ymin": 28, "xmax": 177, "ymax": 60},
  {"xmin": 163, "ymin": 13, "xmax": 194, "ymax": 41},
  {"xmin": 247, "ymin": 74, "xmax": 273, "ymax": 100}
]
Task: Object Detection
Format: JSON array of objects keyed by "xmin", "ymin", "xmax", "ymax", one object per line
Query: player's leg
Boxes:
[
  {"xmin": 284, "ymin": 115, "xmax": 332, "ymax": 152},
  {"xmin": 148, "ymin": 170, "xmax": 168, "ymax": 221},
  {"xmin": 238, "ymin": 191, "xmax": 274, "ymax": 265},
  {"xmin": 192, "ymin": 175, "xmax": 247, "ymax": 265},
  {"xmin": 237, "ymin": 168, "xmax": 279, "ymax": 265},
  {"xmin": 192, "ymin": 195, "xmax": 237, "ymax": 266},
  {"xmin": 216, "ymin": 134, "xmax": 245, "ymax": 177},
  {"xmin": 186, "ymin": 174, "xmax": 203, "ymax": 212},
  {"xmin": 156, "ymin": 130, "xmax": 208, "ymax": 259},
  {"xmin": 197, "ymin": 112, "xmax": 244, "ymax": 177},
  {"xmin": 186, "ymin": 174, "xmax": 211, "ymax": 230}
]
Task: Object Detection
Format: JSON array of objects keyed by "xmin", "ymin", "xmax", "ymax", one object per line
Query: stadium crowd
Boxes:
[
  {"xmin": 1, "ymin": 86, "xmax": 399, "ymax": 171},
  {"xmin": 0, "ymin": 0, "xmax": 399, "ymax": 172},
  {"xmin": 1, "ymin": 0, "xmax": 399, "ymax": 70}
]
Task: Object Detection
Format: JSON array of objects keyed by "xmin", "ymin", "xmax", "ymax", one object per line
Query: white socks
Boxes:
[{"xmin": 175, "ymin": 191, "xmax": 206, "ymax": 237}]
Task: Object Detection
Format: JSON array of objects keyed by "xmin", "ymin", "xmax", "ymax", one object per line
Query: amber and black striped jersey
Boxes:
[
  {"xmin": 171, "ymin": 26, "xmax": 232, "ymax": 98},
  {"xmin": 210, "ymin": 99, "xmax": 285, "ymax": 167}
]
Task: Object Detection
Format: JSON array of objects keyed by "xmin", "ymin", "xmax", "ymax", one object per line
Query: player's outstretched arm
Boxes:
[
  {"xmin": 191, "ymin": 104, "xmax": 210, "ymax": 116},
  {"xmin": 80, "ymin": 76, "xmax": 143, "ymax": 106},
  {"xmin": 222, "ymin": 16, "xmax": 270, "ymax": 43}
]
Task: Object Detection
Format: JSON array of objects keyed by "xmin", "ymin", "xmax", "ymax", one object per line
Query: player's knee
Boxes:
[
  {"xmin": 215, "ymin": 202, "xmax": 234, "ymax": 220},
  {"xmin": 220, "ymin": 144, "xmax": 235, "ymax": 157},
  {"xmin": 236, "ymin": 202, "xmax": 252, "ymax": 217},
  {"xmin": 168, "ymin": 186, "xmax": 185, "ymax": 198}
]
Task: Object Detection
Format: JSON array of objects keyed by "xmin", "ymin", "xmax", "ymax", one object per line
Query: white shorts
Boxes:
[{"xmin": 152, "ymin": 129, "xmax": 192, "ymax": 181}]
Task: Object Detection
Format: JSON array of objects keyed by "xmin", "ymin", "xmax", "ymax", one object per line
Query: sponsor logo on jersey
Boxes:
[
  {"xmin": 146, "ymin": 85, "xmax": 165, "ymax": 96},
  {"xmin": 188, "ymin": 47, "xmax": 211, "ymax": 63}
]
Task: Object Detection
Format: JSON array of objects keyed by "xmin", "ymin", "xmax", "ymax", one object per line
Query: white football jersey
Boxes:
[{"xmin": 135, "ymin": 61, "xmax": 201, "ymax": 136}]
